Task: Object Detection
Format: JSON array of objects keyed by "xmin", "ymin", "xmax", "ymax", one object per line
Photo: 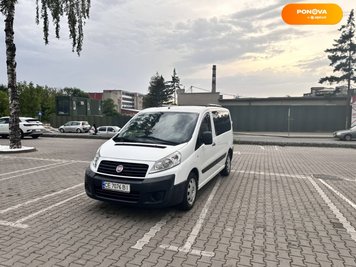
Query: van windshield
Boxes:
[{"xmin": 113, "ymin": 112, "xmax": 199, "ymax": 145}]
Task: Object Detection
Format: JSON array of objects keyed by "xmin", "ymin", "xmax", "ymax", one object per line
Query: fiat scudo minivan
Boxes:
[{"xmin": 85, "ymin": 105, "xmax": 234, "ymax": 210}]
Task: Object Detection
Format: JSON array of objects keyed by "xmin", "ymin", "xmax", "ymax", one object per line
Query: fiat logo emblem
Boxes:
[{"xmin": 116, "ymin": 165, "xmax": 124, "ymax": 173}]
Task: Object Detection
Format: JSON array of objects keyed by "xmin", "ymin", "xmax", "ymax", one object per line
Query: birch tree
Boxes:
[{"xmin": 0, "ymin": 0, "xmax": 91, "ymax": 148}]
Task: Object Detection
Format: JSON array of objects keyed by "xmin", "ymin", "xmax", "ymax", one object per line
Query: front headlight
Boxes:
[
  {"xmin": 91, "ymin": 148, "xmax": 101, "ymax": 169},
  {"xmin": 150, "ymin": 152, "xmax": 181, "ymax": 174}
]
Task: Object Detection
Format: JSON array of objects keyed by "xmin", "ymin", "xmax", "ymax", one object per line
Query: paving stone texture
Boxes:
[{"xmin": 0, "ymin": 138, "xmax": 356, "ymax": 266}]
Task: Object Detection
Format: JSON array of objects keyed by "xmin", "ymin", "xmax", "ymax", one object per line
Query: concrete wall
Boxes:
[{"xmin": 177, "ymin": 92, "xmax": 220, "ymax": 106}]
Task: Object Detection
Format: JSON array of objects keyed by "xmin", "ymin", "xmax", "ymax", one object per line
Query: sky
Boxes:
[{"xmin": 0, "ymin": 0, "xmax": 354, "ymax": 98}]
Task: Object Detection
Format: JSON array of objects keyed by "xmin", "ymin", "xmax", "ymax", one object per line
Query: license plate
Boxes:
[{"xmin": 102, "ymin": 181, "xmax": 130, "ymax": 193}]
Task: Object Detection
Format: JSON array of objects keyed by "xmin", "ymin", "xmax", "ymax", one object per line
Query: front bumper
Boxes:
[{"xmin": 85, "ymin": 168, "xmax": 185, "ymax": 208}]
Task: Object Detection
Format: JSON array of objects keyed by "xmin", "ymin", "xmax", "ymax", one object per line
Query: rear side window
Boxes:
[
  {"xmin": 212, "ymin": 110, "xmax": 231, "ymax": 136},
  {"xmin": 0, "ymin": 118, "xmax": 9, "ymax": 124}
]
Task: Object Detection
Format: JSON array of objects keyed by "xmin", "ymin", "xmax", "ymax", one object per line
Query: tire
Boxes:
[
  {"xmin": 179, "ymin": 172, "xmax": 198, "ymax": 211},
  {"xmin": 20, "ymin": 130, "xmax": 24, "ymax": 139},
  {"xmin": 76, "ymin": 128, "xmax": 82, "ymax": 133},
  {"xmin": 32, "ymin": 135, "xmax": 39, "ymax": 139},
  {"xmin": 1, "ymin": 135, "xmax": 7, "ymax": 139},
  {"xmin": 59, "ymin": 128, "xmax": 64, "ymax": 133},
  {"xmin": 344, "ymin": 134, "xmax": 352, "ymax": 141},
  {"xmin": 221, "ymin": 153, "xmax": 231, "ymax": 176}
]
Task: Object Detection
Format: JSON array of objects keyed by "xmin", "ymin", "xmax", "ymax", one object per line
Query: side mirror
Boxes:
[{"xmin": 202, "ymin": 131, "xmax": 213, "ymax": 145}]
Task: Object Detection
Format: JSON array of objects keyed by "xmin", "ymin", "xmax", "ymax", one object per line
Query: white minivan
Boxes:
[{"xmin": 85, "ymin": 106, "xmax": 234, "ymax": 210}]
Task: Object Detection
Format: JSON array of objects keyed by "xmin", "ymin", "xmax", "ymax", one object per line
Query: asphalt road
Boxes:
[{"xmin": 1, "ymin": 137, "xmax": 356, "ymax": 266}]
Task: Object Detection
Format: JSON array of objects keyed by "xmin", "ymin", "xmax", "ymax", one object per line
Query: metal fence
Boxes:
[
  {"xmin": 49, "ymin": 115, "xmax": 132, "ymax": 128},
  {"xmin": 225, "ymin": 105, "xmax": 349, "ymax": 132}
]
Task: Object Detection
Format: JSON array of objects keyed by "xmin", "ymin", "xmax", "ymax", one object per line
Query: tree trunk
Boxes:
[{"xmin": 4, "ymin": 1, "xmax": 21, "ymax": 148}]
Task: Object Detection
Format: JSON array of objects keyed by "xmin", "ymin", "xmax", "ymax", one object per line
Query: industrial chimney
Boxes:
[{"xmin": 212, "ymin": 65, "xmax": 216, "ymax": 93}]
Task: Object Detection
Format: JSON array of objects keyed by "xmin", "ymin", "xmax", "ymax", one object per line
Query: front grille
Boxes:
[
  {"xmin": 98, "ymin": 160, "xmax": 149, "ymax": 177},
  {"xmin": 95, "ymin": 187, "xmax": 140, "ymax": 202}
]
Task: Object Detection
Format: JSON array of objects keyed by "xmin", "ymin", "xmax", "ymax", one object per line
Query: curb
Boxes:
[
  {"xmin": 0, "ymin": 146, "xmax": 37, "ymax": 154},
  {"xmin": 233, "ymin": 139, "xmax": 356, "ymax": 149}
]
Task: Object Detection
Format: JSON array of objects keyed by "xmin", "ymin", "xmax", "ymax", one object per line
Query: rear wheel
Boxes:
[
  {"xmin": 179, "ymin": 172, "xmax": 198, "ymax": 211},
  {"xmin": 344, "ymin": 134, "xmax": 352, "ymax": 141},
  {"xmin": 221, "ymin": 153, "xmax": 231, "ymax": 176},
  {"xmin": 59, "ymin": 128, "xmax": 64, "ymax": 133},
  {"xmin": 76, "ymin": 128, "xmax": 82, "ymax": 133},
  {"xmin": 20, "ymin": 130, "xmax": 24, "ymax": 139},
  {"xmin": 1, "ymin": 135, "xmax": 7, "ymax": 139},
  {"xmin": 32, "ymin": 135, "xmax": 39, "ymax": 139}
]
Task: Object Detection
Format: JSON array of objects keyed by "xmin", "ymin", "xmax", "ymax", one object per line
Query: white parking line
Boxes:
[
  {"xmin": 235, "ymin": 170, "xmax": 308, "ymax": 179},
  {"xmin": 0, "ymin": 183, "xmax": 83, "ymax": 214},
  {"xmin": 0, "ymin": 192, "xmax": 85, "ymax": 229},
  {"xmin": 0, "ymin": 155, "xmax": 91, "ymax": 164},
  {"xmin": 319, "ymin": 179, "xmax": 356, "ymax": 210},
  {"xmin": 0, "ymin": 162, "xmax": 75, "ymax": 182},
  {"xmin": 0, "ymin": 161, "xmax": 67, "ymax": 176},
  {"xmin": 131, "ymin": 212, "xmax": 175, "ymax": 250},
  {"xmin": 160, "ymin": 179, "xmax": 221, "ymax": 257},
  {"xmin": 307, "ymin": 176, "xmax": 356, "ymax": 242},
  {"xmin": 259, "ymin": 146, "xmax": 265, "ymax": 150}
]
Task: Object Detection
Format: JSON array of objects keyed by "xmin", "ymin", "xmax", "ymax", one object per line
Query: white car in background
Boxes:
[
  {"xmin": 93, "ymin": 126, "xmax": 121, "ymax": 137},
  {"xmin": 0, "ymin": 116, "xmax": 45, "ymax": 139},
  {"xmin": 59, "ymin": 121, "xmax": 91, "ymax": 133}
]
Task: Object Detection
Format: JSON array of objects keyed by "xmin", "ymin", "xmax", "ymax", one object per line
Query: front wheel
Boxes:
[
  {"xmin": 344, "ymin": 134, "xmax": 352, "ymax": 141},
  {"xmin": 59, "ymin": 128, "xmax": 64, "ymax": 133},
  {"xmin": 221, "ymin": 153, "xmax": 231, "ymax": 176},
  {"xmin": 179, "ymin": 172, "xmax": 198, "ymax": 211},
  {"xmin": 76, "ymin": 128, "xmax": 82, "ymax": 133}
]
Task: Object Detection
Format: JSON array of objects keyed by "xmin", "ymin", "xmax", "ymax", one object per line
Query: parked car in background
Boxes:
[
  {"xmin": 59, "ymin": 121, "xmax": 91, "ymax": 133},
  {"xmin": 333, "ymin": 126, "xmax": 356, "ymax": 141},
  {"xmin": 90, "ymin": 126, "xmax": 120, "ymax": 137},
  {"xmin": 0, "ymin": 116, "xmax": 45, "ymax": 139}
]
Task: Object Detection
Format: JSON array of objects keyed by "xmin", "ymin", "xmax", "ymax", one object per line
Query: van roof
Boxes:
[{"xmin": 141, "ymin": 106, "xmax": 228, "ymax": 114}]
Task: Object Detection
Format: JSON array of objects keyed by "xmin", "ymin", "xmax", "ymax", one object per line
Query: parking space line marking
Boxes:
[
  {"xmin": 0, "ymin": 155, "xmax": 91, "ymax": 164},
  {"xmin": 0, "ymin": 162, "xmax": 75, "ymax": 182},
  {"xmin": 131, "ymin": 212, "xmax": 175, "ymax": 250},
  {"xmin": 259, "ymin": 146, "xmax": 265, "ymax": 150},
  {"xmin": 0, "ymin": 183, "xmax": 83, "ymax": 214},
  {"xmin": 233, "ymin": 151, "xmax": 241, "ymax": 155},
  {"xmin": 0, "ymin": 220, "xmax": 28, "ymax": 229},
  {"xmin": 234, "ymin": 170, "xmax": 308, "ymax": 179},
  {"xmin": 319, "ymin": 179, "xmax": 356, "ymax": 210},
  {"xmin": 307, "ymin": 176, "xmax": 356, "ymax": 242},
  {"xmin": 0, "ymin": 161, "xmax": 67, "ymax": 176},
  {"xmin": 14, "ymin": 192, "xmax": 85, "ymax": 224},
  {"xmin": 160, "ymin": 179, "xmax": 221, "ymax": 257}
]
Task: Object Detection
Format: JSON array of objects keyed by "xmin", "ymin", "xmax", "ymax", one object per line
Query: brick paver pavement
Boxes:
[{"xmin": 1, "ymin": 138, "xmax": 356, "ymax": 266}]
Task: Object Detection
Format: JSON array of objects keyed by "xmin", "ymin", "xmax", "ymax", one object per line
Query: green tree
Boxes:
[
  {"xmin": 59, "ymin": 87, "xmax": 90, "ymax": 98},
  {"xmin": 0, "ymin": 0, "xmax": 91, "ymax": 149},
  {"xmin": 319, "ymin": 9, "xmax": 356, "ymax": 128},
  {"xmin": 0, "ymin": 90, "xmax": 8, "ymax": 116},
  {"xmin": 143, "ymin": 73, "xmax": 175, "ymax": 108},
  {"xmin": 166, "ymin": 68, "xmax": 182, "ymax": 105},
  {"xmin": 102, "ymin": 98, "xmax": 118, "ymax": 116}
]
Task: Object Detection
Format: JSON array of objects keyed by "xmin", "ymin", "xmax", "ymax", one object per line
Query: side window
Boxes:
[
  {"xmin": 0, "ymin": 118, "xmax": 9, "ymax": 124},
  {"xmin": 108, "ymin": 127, "xmax": 115, "ymax": 132},
  {"xmin": 98, "ymin": 127, "xmax": 106, "ymax": 132},
  {"xmin": 212, "ymin": 110, "xmax": 231, "ymax": 136},
  {"xmin": 195, "ymin": 113, "xmax": 212, "ymax": 150}
]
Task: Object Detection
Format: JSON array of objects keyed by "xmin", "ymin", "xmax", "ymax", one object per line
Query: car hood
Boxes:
[
  {"xmin": 99, "ymin": 139, "xmax": 187, "ymax": 162},
  {"xmin": 335, "ymin": 129, "xmax": 350, "ymax": 135}
]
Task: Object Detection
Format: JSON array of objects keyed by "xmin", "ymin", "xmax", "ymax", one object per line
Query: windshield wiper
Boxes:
[
  {"xmin": 138, "ymin": 136, "xmax": 179, "ymax": 146},
  {"xmin": 113, "ymin": 136, "xmax": 138, "ymax": 143}
]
